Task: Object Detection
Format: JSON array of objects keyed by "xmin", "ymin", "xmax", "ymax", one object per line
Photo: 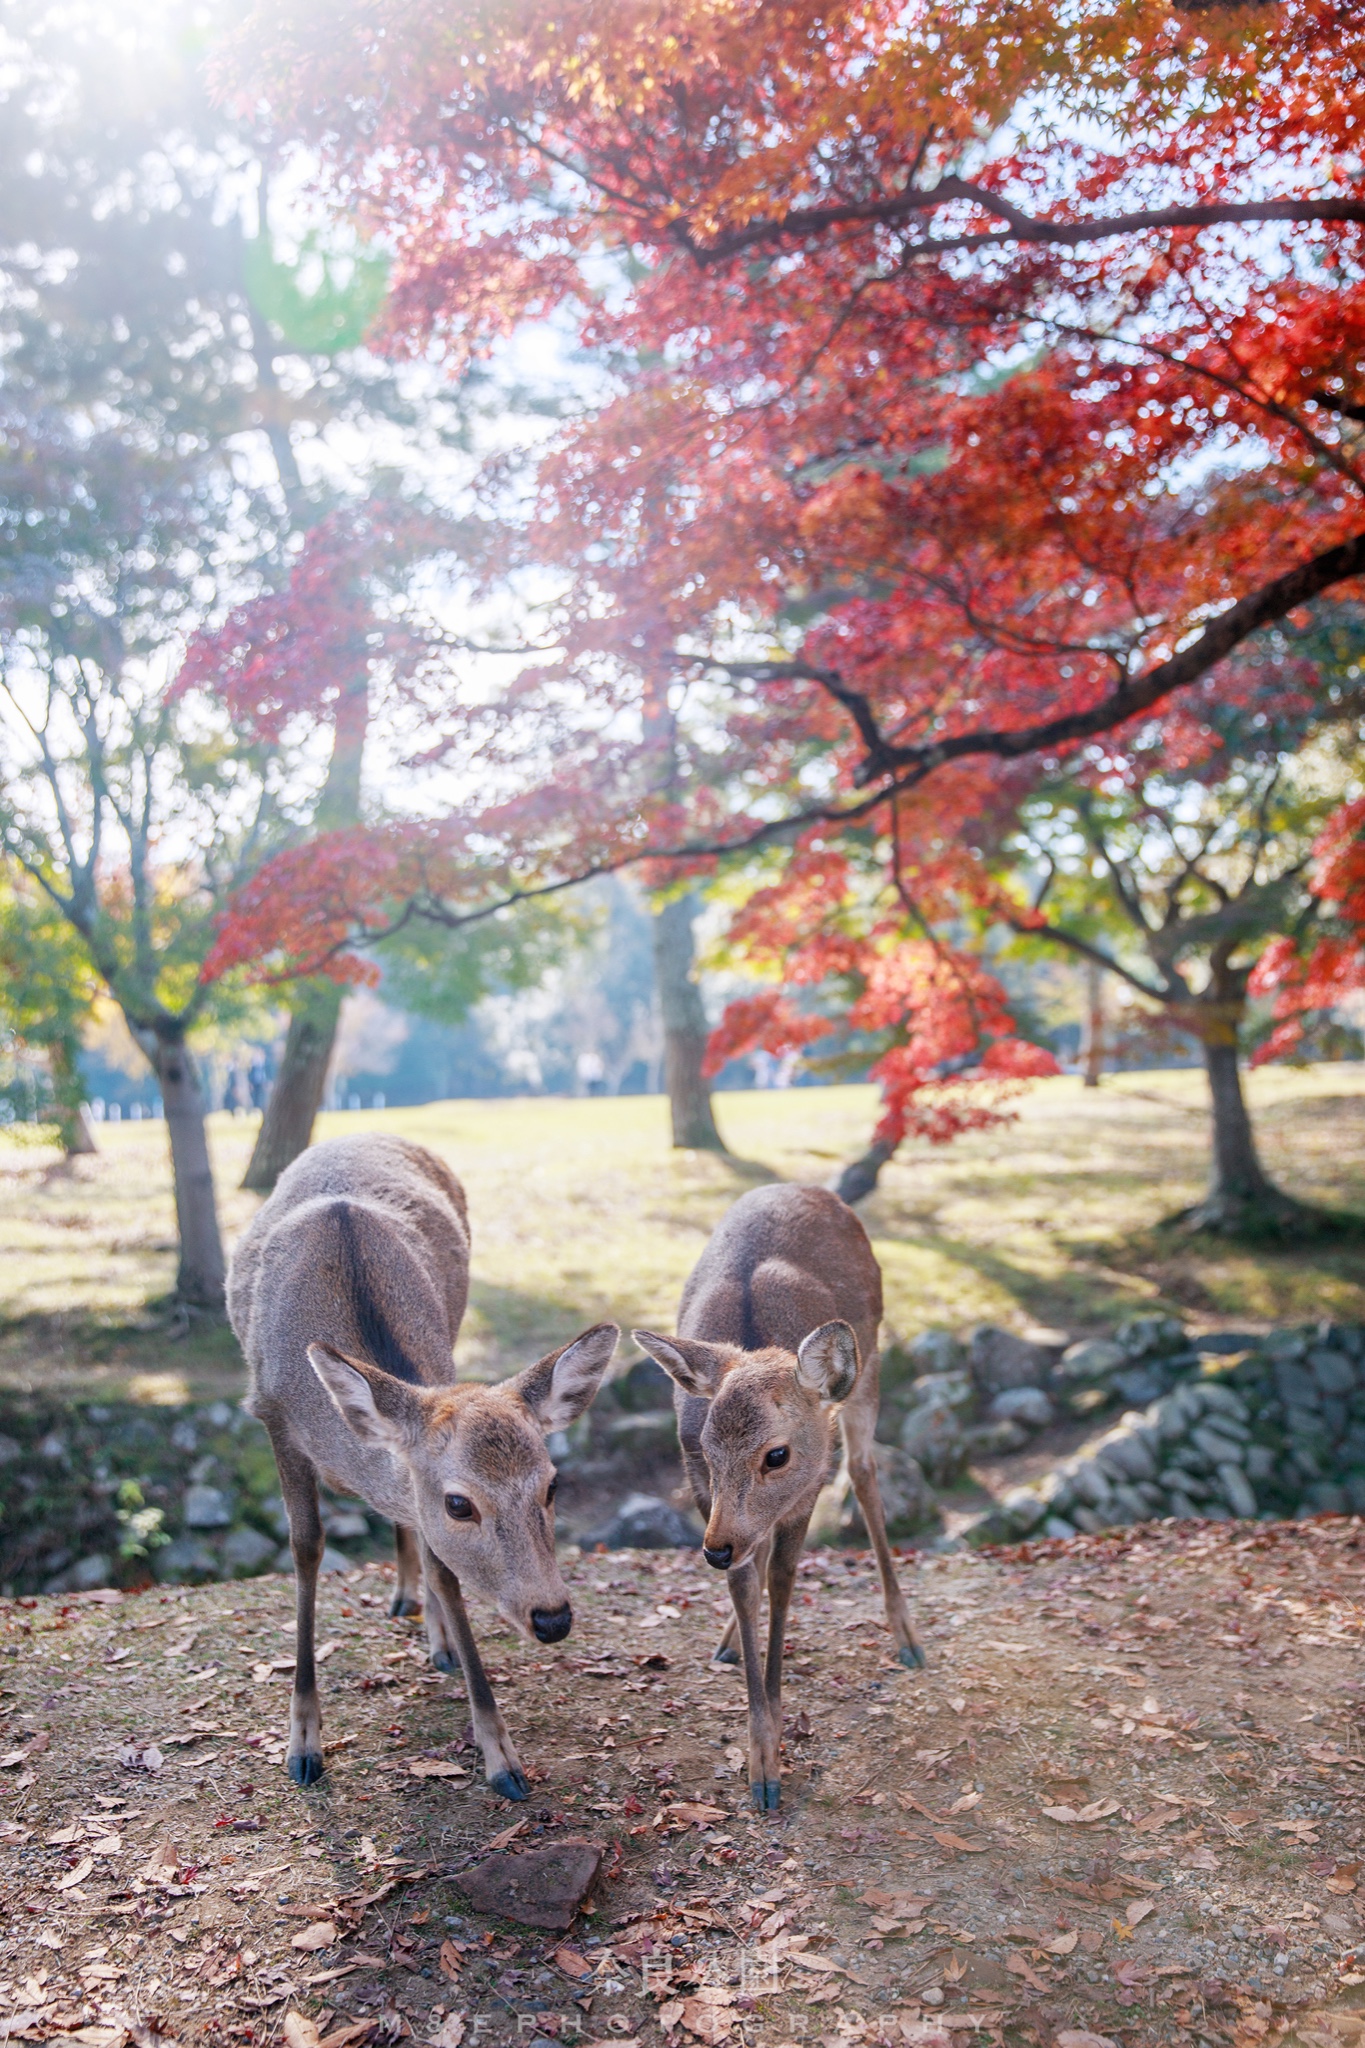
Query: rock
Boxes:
[
  {"xmin": 45, "ymin": 1552, "xmax": 113, "ymax": 1595},
  {"xmin": 1195, "ymin": 1331, "xmax": 1264, "ymax": 1355},
  {"xmin": 320, "ymin": 1547, "xmax": 352, "ymax": 1574},
  {"xmin": 906, "ymin": 1329, "xmax": 964, "ymax": 1377},
  {"xmin": 1309, "ymin": 1348, "xmax": 1357, "ymax": 1396},
  {"xmin": 1305, "ymin": 1481, "xmax": 1350, "ymax": 1514},
  {"xmin": 156, "ymin": 1535, "xmax": 219, "ymax": 1583},
  {"xmin": 323, "ymin": 1509, "xmax": 372, "ymax": 1541},
  {"xmin": 222, "ymin": 1526, "xmax": 278, "ymax": 1575},
  {"xmin": 899, "ymin": 1401, "xmax": 967, "ymax": 1483},
  {"xmin": 1106, "ymin": 1483, "xmax": 1150, "ymax": 1524},
  {"xmin": 1111, "ymin": 1367, "xmax": 1167, "ymax": 1407},
  {"xmin": 1070, "ymin": 1505, "xmax": 1108, "ymax": 1534},
  {"xmin": 987, "ymin": 1387, "xmax": 1054, "ymax": 1430},
  {"xmin": 0, "ymin": 1434, "xmax": 20, "ymax": 1465},
  {"xmin": 611, "ymin": 1355, "xmax": 676, "ymax": 1413},
  {"xmin": 968, "ymin": 1326, "xmax": 1054, "ymax": 1395},
  {"xmin": 578, "ymin": 1493, "xmax": 703, "ymax": 1550},
  {"xmin": 169, "ymin": 1419, "xmax": 199, "ymax": 1452},
  {"xmin": 37, "ymin": 1432, "xmax": 68, "ymax": 1461},
  {"xmin": 1196, "ymin": 1383, "xmax": 1250, "ymax": 1422},
  {"xmin": 1244, "ymin": 1444, "xmax": 1276, "ymax": 1481},
  {"xmin": 1116, "ymin": 1314, "xmax": 1186, "ymax": 1360},
  {"xmin": 960, "ymin": 1504, "xmax": 1019, "ymax": 1548},
  {"xmin": 1093, "ymin": 1428, "xmax": 1158, "ymax": 1483},
  {"xmin": 837, "ymin": 1446, "xmax": 934, "ymax": 1542},
  {"xmin": 1068, "ymin": 1461, "xmax": 1114, "ymax": 1510},
  {"xmin": 183, "ymin": 1484, "xmax": 233, "ymax": 1529},
  {"xmin": 1057, "ymin": 1340, "xmax": 1126, "ymax": 1383},
  {"xmin": 1042, "ymin": 1516, "xmax": 1077, "ymax": 1539},
  {"xmin": 261, "ymin": 1495, "xmax": 292, "ymax": 1541},
  {"xmin": 1217, "ymin": 1464, "xmax": 1258, "ymax": 1519},
  {"xmin": 204, "ymin": 1401, "xmax": 234, "ymax": 1428},
  {"xmin": 605, "ymin": 1411, "xmax": 679, "ymax": 1454},
  {"xmin": 1266, "ymin": 1329, "xmax": 1311, "ymax": 1361},
  {"xmin": 1166, "ymin": 1490, "xmax": 1200, "ymax": 1521},
  {"xmin": 459, "ymin": 1839, "xmax": 604, "ymax": 1931},
  {"xmin": 999, "ymin": 1486, "xmax": 1047, "ymax": 1535},
  {"xmin": 964, "ymin": 1420, "xmax": 1029, "ymax": 1455},
  {"xmin": 907, "ymin": 1371, "xmax": 977, "ymax": 1418},
  {"xmin": 1191, "ymin": 1425, "xmax": 1246, "ymax": 1466}
]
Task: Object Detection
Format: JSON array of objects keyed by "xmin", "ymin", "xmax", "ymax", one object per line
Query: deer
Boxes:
[
  {"xmin": 633, "ymin": 1182, "xmax": 922, "ymax": 1811},
  {"xmin": 228, "ymin": 1132, "xmax": 617, "ymax": 1797}
]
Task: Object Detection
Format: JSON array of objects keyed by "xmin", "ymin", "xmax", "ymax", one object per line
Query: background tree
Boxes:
[{"xmin": 0, "ymin": 879, "xmax": 103, "ymax": 1155}]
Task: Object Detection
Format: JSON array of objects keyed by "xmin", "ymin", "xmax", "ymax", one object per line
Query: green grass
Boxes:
[{"xmin": 1, "ymin": 1065, "xmax": 1363, "ymax": 1402}]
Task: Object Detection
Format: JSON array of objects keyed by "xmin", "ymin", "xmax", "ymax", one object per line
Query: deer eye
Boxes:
[
  {"xmin": 764, "ymin": 1446, "xmax": 790, "ymax": 1470},
  {"xmin": 546, "ymin": 1476, "xmax": 558, "ymax": 1507},
  {"xmin": 445, "ymin": 1493, "xmax": 475, "ymax": 1521}
]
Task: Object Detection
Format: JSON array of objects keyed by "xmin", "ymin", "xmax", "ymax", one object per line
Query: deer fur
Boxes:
[
  {"xmin": 229, "ymin": 1132, "xmax": 617, "ymax": 1797},
  {"xmin": 634, "ymin": 1182, "xmax": 921, "ymax": 1810}
]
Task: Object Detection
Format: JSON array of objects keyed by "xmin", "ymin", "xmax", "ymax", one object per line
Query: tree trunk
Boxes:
[
  {"xmin": 241, "ymin": 979, "xmax": 345, "ymax": 1192},
  {"xmin": 1173, "ymin": 1003, "xmax": 1317, "ymax": 1236},
  {"xmin": 240, "ymin": 670, "xmax": 367, "ymax": 1192},
  {"xmin": 1203, "ymin": 1035, "xmax": 1272, "ymax": 1204},
  {"xmin": 1080, "ymin": 960, "xmax": 1105, "ymax": 1088},
  {"xmin": 832, "ymin": 1139, "xmax": 896, "ymax": 1205},
  {"xmin": 651, "ymin": 893, "xmax": 724, "ymax": 1151},
  {"xmin": 148, "ymin": 1025, "xmax": 227, "ymax": 1309}
]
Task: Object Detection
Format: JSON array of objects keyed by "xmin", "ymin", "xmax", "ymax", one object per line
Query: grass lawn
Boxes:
[{"xmin": 0, "ymin": 1065, "xmax": 1363, "ymax": 1403}]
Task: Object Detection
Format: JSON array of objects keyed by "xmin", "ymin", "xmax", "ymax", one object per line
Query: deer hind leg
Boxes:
[
  {"xmin": 726, "ymin": 1555, "xmax": 782, "ymax": 1811},
  {"xmin": 420, "ymin": 1540, "xmax": 529, "ymax": 1801},
  {"xmin": 840, "ymin": 1388, "xmax": 924, "ymax": 1669},
  {"xmin": 390, "ymin": 1524, "xmax": 423, "ymax": 1620},
  {"xmin": 711, "ymin": 1530, "xmax": 770, "ymax": 1664},
  {"xmin": 271, "ymin": 1434, "xmax": 326, "ymax": 1785}
]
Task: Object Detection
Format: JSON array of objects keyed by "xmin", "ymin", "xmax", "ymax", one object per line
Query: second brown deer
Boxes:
[{"xmin": 634, "ymin": 1182, "xmax": 921, "ymax": 1810}]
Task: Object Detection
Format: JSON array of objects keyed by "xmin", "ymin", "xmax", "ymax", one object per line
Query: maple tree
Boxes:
[{"xmin": 230, "ymin": 0, "xmax": 1365, "ymax": 1216}]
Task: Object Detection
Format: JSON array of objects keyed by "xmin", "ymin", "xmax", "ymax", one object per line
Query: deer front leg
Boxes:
[
  {"xmin": 763, "ymin": 1514, "xmax": 808, "ymax": 1724},
  {"xmin": 391, "ymin": 1523, "xmax": 423, "ymax": 1620},
  {"xmin": 841, "ymin": 1396, "xmax": 924, "ymax": 1669},
  {"xmin": 420, "ymin": 1541, "xmax": 529, "ymax": 1802},
  {"xmin": 727, "ymin": 1557, "xmax": 781, "ymax": 1811},
  {"xmin": 273, "ymin": 1438, "xmax": 326, "ymax": 1786},
  {"xmin": 711, "ymin": 1531, "xmax": 770, "ymax": 1666}
]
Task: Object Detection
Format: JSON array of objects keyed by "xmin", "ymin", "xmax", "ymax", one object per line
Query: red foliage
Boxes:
[{"xmin": 1249, "ymin": 798, "xmax": 1365, "ymax": 1063}]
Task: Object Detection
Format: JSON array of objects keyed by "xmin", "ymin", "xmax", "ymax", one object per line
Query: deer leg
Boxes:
[
  {"xmin": 764, "ymin": 1514, "xmax": 808, "ymax": 1726},
  {"xmin": 390, "ymin": 1524, "xmax": 423, "ymax": 1620},
  {"xmin": 711, "ymin": 1530, "xmax": 770, "ymax": 1665},
  {"xmin": 727, "ymin": 1556, "xmax": 781, "ymax": 1811},
  {"xmin": 272, "ymin": 1435, "xmax": 326, "ymax": 1786},
  {"xmin": 841, "ymin": 1400, "xmax": 924, "ymax": 1669},
  {"xmin": 420, "ymin": 1540, "xmax": 529, "ymax": 1801}
]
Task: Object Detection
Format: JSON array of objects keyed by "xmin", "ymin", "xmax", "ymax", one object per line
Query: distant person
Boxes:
[
  {"xmin": 576, "ymin": 1050, "xmax": 606, "ymax": 1097},
  {"xmin": 248, "ymin": 1053, "xmax": 269, "ymax": 1112}
]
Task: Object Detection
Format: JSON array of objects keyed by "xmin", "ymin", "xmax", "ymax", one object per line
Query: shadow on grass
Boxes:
[{"xmin": 0, "ymin": 1307, "xmax": 245, "ymax": 1401}]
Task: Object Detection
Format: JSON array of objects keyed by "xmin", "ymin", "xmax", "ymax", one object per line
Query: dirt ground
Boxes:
[{"xmin": 5, "ymin": 1523, "xmax": 1365, "ymax": 2048}]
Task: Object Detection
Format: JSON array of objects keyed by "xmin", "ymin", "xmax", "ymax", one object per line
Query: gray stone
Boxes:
[
  {"xmin": 324, "ymin": 1509, "xmax": 370, "ymax": 1541},
  {"xmin": 999, "ymin": 1486, "xmax": 1047, "ymax": 1535},
  {"xmin": 1133, "ymin": 1481, "xmax": 1168, "ymax": 1512},
  {"xmin": 1070, "ymin": 1505, "xmax": 1109, "ymax": 1533},
  {"xmin": 1093, "ymin": 1429, "xmax": 1158, "ymax": 1483},
  {"xmin": 906, "ymin": 1329, "xmax": 965, "ymax": 1376},
  {"xmin": 839, "ymin": 1446, "xmax": 934, "ymax": 1542},
  {"xmin": 1191, "ymin": 1425, "xmax": 1246, "ymax": 1467},
  {"xmin": 960, "ymin": 1505, "xmax": 1019, "ymax": 1548},
  {"xmin": 261, "ymin": 1494, "xmax": 291, "ymax": 1541},
  {"xmin": 0, "ymin": 1434, "xmax": 20, "ymax": 1465},
  {"xmin": 1116, "ymin": 1315, "xmax": 1186, "ymax": 1360},
  {"xmin": 1305, "ymin": 1481, "xmax": 1350, "ymax": 1514},
  {"xmin": 183, "ymin": 1484, "xmax": 233, "ymax": 1529},
  {"xmin": 204, "ymin": 1401, "xmax": 234, "ymax": 1428},
  {"xmin": 988, "ymin": 1386, "xmax": 1054, "ymax": 1430},
  {"xmin": 1266, "ymin": 1329, "xmax": 1312, "ymax": 1361},
  {"xmin": 1196, "ymin": 1383, "xmax": 1251, "ymax": 1423},
  {"xmin": 1042, "ymin": 1515, "xmax": 1077, "ymax": 1539},
  {"xmin": 1106, "ymin": 1484, "xmax": 1150, "ymax": 1524},
  {"xmin": 1069, "ymin": 1460, "xmax": 1114, "ymax": 1509},
  {"xmin": 169, "ymin": 1419, "xmax": 199, "ymax": 1452},
  {"xmin": 1286, "ymin": 1408, "xmax": 1329, "ymax": 1447},
  {"xmin": 37, "ymin": 1432, "xmax": 67, "ymax": 1461},
  {"xmin": 899, "ymin": 1401, "xmax": 967, "ymax": 1484},
  {"xmin": 907, "ymin": 1371, "xmax": 976, "ymax": 1418},
  {"xmin": 1245, "ymin": 1444, "xmax": 1277, "ymax": 1481},
  {"xmin": 967, "ymin": 1326, "xmax": 1054, "ymax": 1395},
  {"xmin": 320, "ymin": 1547, "xmax": 352, "ymax": 1574},
  {"xmin": 222, "ymin": 1526, "xmax": 278, "ymax": 1575},
  {"xmin": 45, "ymin": 1552, "xmax": 113, "ymax": 1595},
  {"xmin": 1112, "ymin": 1368, "xmax": 1166, "ymax": 1407},
  {"xmin": 1166, "ymin": 1492, "xmax": 1201, "ymax": 1521},
  {"xmin": 1275, "ymin": 1364, "xmax": 1319, "ymax": 1408},
  {"xmin": 156, "ymin": 1535, "xmax": 219, "ymax": 1583},
  {"xmin": 578, "ymin": 1492, "xmax": 704, "ymax": 1551},
  {"xmin": 1217, "ymin": 1464, "xmax": 1258, "ymax": 1519},
  {"xmin": 610, "ymin": 1354, "xmax": 675, "ymax": 1413},
  {"xmin": 1196, "ymin": 1332, "xmax": 1264, "ymax": 1356},
  {"xmin": 605, "ymin": 1411, "xmax": 679, "ymax": 1454},
  {"xmin": 964, "ymin": 1420, "xmax": 1029, "ymax": 1456},
  {"xmin": 1309, "ymin": 1349, "xmax": 1357, "ymax": 1397},
  {"xmin": 1346, "ymin": 1472, "xmax": 1365, "ymax": 1514},
  {"xmin": 1057, "ymin": 1339, "xmax": 1126, "ymax": 1383}
]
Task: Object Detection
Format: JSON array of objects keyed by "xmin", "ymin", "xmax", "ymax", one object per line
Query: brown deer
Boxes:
[
  {"xmin": 229, "ymin": 1132, "xmax": 617, "ymax": 1796},
  {"xmin": 633, "ymin": 1183, "xmax": 921, "ymax": 1810}
]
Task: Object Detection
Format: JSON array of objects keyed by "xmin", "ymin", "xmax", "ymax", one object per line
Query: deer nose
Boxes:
[
  {"xmin": 531, "ymin": 1603, "xmax": 572, "ymax": 1644},
  {"xmin": 703, "ymin": 1544, "xmax": 733, "ymax": 1570}
]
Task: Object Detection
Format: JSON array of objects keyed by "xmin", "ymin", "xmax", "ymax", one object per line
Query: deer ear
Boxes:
[
  {"xmin": 308, "ymin": 1342, "xmax": 425, "ymax": 1451},
  {"xmin": 631, "ymin": 1331, "xmax": 730, "ymax": 1400},
  {"xmin": 514, "ymin": 1323, "xmax": 619, "ymax": 1433},
  {"xmin": 795, "ymin": 1321, "xmax": 861, "ymax": 1403}
]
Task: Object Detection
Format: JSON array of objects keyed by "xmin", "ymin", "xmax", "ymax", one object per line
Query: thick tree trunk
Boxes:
[
  {"xmin": 651, "ymin": 893, "xmax": 724, "ymax": 1151},
  {"xmin": 241, "ymin": 671, "xmax": 367, "ymax": 1192},
  {"xmin": 1203, "ymin": 1035, "xmax": 1272, "ymax": 1203},
  {"xmin": 832, "ymin": 1139, "xmax": 896, "ymax": 1205},
  {"xmin": 1080, "ymin": 961, "xmax": 1105, "ymax": 1088},
  {"xmin": 1172, "ymin": 1000, "xmax": 1316, "ymax": 1236},
  {"xmin": 241, "ymin": 979, "xmax": 344, "ymax": 1192},
  {"xmin": 148, "ymin": 1026, "xmax": 226, "ymax": 1309}
]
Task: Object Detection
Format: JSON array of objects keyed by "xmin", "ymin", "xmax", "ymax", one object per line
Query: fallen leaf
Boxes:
[
  {"xmin": 283, "ymin": 2018, "xmax": 321, "ymax": 2048},
  {"xmin": 55, "ymin": 1855, "xmax": 94, "ymax": 1891},
  {"xmin": 658, "ymin": 2005, "xmax": 685, "ymax": 2032},
  {"xmin": 485, "ymin": 1818, "xmax": 529, "ymax": 1852},
  {"xmin": 290, "ymin": 1921, "xmax": 339, "ymax": 1953},
  {"xmin": 680, "ymin": 1994, "xmax": 736, "ymax": 2044},
  {"xmin": 439, "ymin": 1940, "xmax": 463, "ymax": 1982},
  {"xmin": 1056, "ymin": 2034, "xmax": 1120, "ymax": 2048},
  {"xmin": 948, "ymin": 1791, "xmax": 983, "ymax": 1814},
  {"xmin": 428, "ymin": 2019, "xmax": 466, "ymax": 2048},
  {"xmin": 1179, "ymin": 1846, "xmax": 1220, "ymax": 1872},
  {"xmin": 1046, "ymin": 1931, "xmax": 1080, "ymax": 1955},
  {"xmin": 554, "ymin": 1948, "xmax": 592, "ymax": 1979},
  {"xmin": 1126, "ymin": 1901, "xmax": 1156, "ymax": 1928},
  {"xmin": 931, "ymin": 1830, "xmax": 988, "ymax": 1854},
  {"xmin": 1006, "ymin": 1952, "xmax": 1049, "ymax": 1992},
  {"xmin": 662, "ymin": 1802, "xmax": 728, "ymax": 1828},
  {"xmin": 408, "ymin": 1760, "xmax": 472, "ymax": 1780}
]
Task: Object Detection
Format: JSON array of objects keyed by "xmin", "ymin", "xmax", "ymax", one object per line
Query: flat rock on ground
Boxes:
[{"xmin": 4, "ymin": 1524, "xmax": 1365, "ymax": 2048}]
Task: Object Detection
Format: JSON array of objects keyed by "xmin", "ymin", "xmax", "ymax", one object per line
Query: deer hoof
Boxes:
[
  {"xmin": 288, "ymin": 1750, "xmax": 325, "ymax": 1787},
  {"xmin": 897, "ymin": 1642, "xmax": 927, "ymax": 1670},
  {"xmin": 711, "ymin": 1646, "xmax": 741, "ymax": 1667},
  {"xmin": 750, "ymin": 1779, "xmax": 782, "ymax": 1812},
  {"xmin": 431, "ymin": 1650, "xmax": 459, "ymax": 1675},
  {"xmin": 390, "ymin": 1595, "xmax": 422, "ymax": 1619},
  {"xmin": 490, "ymin": 1767, "xmax": 530, "ymax": 1802}
]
